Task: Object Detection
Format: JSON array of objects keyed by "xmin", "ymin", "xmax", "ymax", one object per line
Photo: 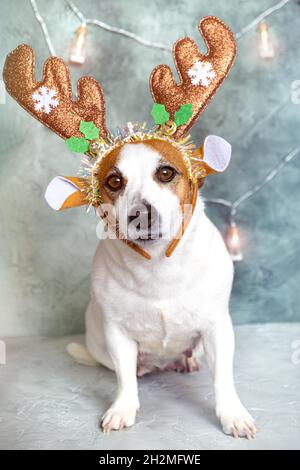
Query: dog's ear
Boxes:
[
  {"xmin": 45, "ymin": 176, "xmax": 87, "ymax": 211},
  {"xmin": 192, "ymin": 135, "xmax": 231, "ymax": 178}
]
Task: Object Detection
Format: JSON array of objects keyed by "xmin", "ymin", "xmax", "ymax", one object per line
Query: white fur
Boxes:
[{"xmin": 83, "ymin": 143, "xmax": 256, "ymax": 437}]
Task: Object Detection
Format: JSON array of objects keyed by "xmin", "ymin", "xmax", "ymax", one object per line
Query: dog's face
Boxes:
[
  {"xmin": 97, "ymin": 140, "xmax": 192, "ymax": 246},
  {"xmin": 45, "ymin": 134, "xmax": 231, "ymax": 257}
]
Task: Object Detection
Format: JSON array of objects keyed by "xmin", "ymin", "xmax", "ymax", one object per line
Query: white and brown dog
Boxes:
[
  {"xmin": 77, "ymin": 136, "xmax": 256, "ymax": 438},
  {"xmin": 3, "ymin": 16, "xmax": 256, "ymax": 438}
]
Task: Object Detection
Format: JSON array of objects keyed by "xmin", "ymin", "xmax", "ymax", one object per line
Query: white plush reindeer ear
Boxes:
[
  {"xmin": 45, "ymin": 176, "xmax": 87, "ymax": 211},
  {"xmin": 192, "ymin": 135, "xmax": 231, "ymax": 177},
  {"xmin": 202, "ymin": 135, "xmax": 231, "ymax": 173}
]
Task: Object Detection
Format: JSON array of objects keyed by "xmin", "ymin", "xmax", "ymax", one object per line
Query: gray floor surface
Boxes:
[{"xmin": 1, "ymin": 323, "xmax": 299, "ymax": 450}]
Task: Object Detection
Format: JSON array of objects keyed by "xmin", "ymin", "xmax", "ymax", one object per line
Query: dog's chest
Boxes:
[
  {"xmin": 114, "ymin": 295, "xmax": 202, "ymax": 358},
  {"xmin": 92, "ymin": 213, "xmax": 233, "ymax": 359}
]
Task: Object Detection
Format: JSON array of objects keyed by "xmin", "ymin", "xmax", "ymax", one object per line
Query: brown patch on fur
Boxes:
[
  {"xmin": 144, "ymin": 139, "xmax": 190, "ymax": 178},
  {"xmin": 95, "ymin": 138, "xmax": 193, "ymax": 206},
  {"xmin": 94, "ymin": 144, "xmax": 151, "ymax": 259},
  {"xmin": 167, "ymin": 174, "xmax": 190, "ymax": 205},
  {"xmin": 94, "ymin": 145, "xmax": 124, "ymax": 205},
  {"xmin": 102, "ymin": 167, "xmax": 127, "ymax": 202},
  {"xmin": 198, "ymin": 178, "xmax": 205, "ymax": 189}
]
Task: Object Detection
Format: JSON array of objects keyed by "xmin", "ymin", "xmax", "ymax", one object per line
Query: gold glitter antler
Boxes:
[
  {"xmin": 150, "ymin": 16, "xmax": 236, "ymax": 139},
  {"xmin": 3, "ymin": 44, "xmax": 107, "ymax": 139}
]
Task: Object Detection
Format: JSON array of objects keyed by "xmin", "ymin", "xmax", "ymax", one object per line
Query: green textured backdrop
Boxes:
[{"xmin": 0, "ymin": 0, "xmax": 299, "ymax": 336}]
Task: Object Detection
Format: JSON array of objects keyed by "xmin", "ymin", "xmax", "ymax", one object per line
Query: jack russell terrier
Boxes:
[{"xmin": 3, "ymin": 15, "xmax": 256, "ymax": 438}]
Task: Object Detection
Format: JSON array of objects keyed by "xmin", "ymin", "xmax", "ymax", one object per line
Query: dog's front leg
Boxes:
[
  {"xmin": 101, "ymin": 324, "xmax": 139, "ymax": 432},
  {"xmin": 203, "ymin": 313, "xmax": 257, "ymax": 438}
]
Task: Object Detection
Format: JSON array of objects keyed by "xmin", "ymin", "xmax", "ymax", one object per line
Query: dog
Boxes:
[
  {"xmin": 68, "ymin": 137, "xmax": 256, "ymax": 438},
  {"xmin": 3, "ymin": 15, "xmax": 256, "ymax": 439}
]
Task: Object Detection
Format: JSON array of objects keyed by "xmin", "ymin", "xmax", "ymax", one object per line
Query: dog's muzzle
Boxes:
[{"xmin": 127, "ymin": 201, "xmax": 161, "ymax": 241}]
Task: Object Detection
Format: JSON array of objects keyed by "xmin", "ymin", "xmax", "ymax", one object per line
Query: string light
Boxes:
[
  {"xmin": 29, "ymin": 0, "xmax": 56, "ymax": 56},
  {"xmin": 234, "ymin": 0, "xmax": 290, "ymax": 39},
  {"xmin": 225, "ymin": 221, "xmax": 243, "ymax": 262},
  {"xmin": 65, "ymin": 0, "xmax": 172, "ymax": 52},
  {"xmin": 204, "ymin": 145, "xmax": 300, "ymax": 261},
  {"xmin": 69, "ymin": 23, "xmax": 88, "ymax": 64},
  {"xmin": 30, "ymin": 0, "xmax": 291, "ymax": 56},
  {"xmin": 258, "ymin": 21, "xmax": 275, "ymax": 59},
  {"xmin": 28, "ymin": 0, "xmax": 299, "ymax": 262}
]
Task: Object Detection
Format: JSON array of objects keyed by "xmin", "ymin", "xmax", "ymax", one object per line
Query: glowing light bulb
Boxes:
[
  {"xmin": 69, "ymin": 24, "xmax": 87, "ymax": 65},
  {"xmin": 225, "ymin": 222, "xmax": 243, "ymax": 262},
  {"xmin": 258, "ymin": 21, "xmax": 275, "ymax": 59}
]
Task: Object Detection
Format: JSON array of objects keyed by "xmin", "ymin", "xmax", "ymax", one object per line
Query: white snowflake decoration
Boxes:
[
  {"xmin": 187, "ymin": 60, "xmax": 216, "ymax": 87},
  {"xmin": 32, "ymin": 86, "xmax": 59, "ymax": 114}
]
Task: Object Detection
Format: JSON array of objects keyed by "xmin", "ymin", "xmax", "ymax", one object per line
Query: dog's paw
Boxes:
[
  {"xmin": 101, "ymin": 403, "xmax": 139, "ymax": 432},
  {"xmin": 218, "ymin": 404, "xmax": 257, "ymax": 439}
]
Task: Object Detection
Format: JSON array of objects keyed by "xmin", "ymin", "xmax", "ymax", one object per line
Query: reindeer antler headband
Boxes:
[{"xmin": 3, "ymin": 16, "xmax": 236, "ymax": 258}]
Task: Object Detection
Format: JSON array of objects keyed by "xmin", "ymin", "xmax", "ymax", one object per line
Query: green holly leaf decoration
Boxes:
[
  {"xmin": 79, "ymin": 121, "xmax": 99, "ymax": 140},
  {"xmin": 174, "ymin": 103, "xmax": 193, "ymax": 127},
  {"xmin": 65, "ymin": 136, "xmax": 89, "ymax": 153},
  {"xmin": 151, "ymin": 103, "xmax": 170, "ymax": 125}
]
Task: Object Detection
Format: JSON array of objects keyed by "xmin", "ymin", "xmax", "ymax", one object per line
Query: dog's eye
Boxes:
[
  {"xmin": 105, "ymin": 174, "xmax": 123, "ymax": 192},
  {"xmin": 156, "ymin": 166, "xmax": 177, "ymax": 183}
]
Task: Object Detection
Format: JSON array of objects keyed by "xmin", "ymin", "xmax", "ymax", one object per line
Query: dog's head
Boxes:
[
  {"xmin": 99, "ymin": 139, "xmax": 190, "ymax": 246},
  {"xmin": 44, "ymin": 134, "xmax": 231, "ymax": 257},
  {"xmin": 3, "ymin": 16, "xmax": 236, "ymax": 258},
  {"xmin": 97, "ymin": 136, "xmax": 232, "ymax": 252}
]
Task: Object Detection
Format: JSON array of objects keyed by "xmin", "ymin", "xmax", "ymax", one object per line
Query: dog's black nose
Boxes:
[
  {"xmin": 128, "ymin": 201, "xmax": 157, "ymax": 229},
  {"xmin": 143, "ymin": 202, "xmax": 154, "ymax": 229}
]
